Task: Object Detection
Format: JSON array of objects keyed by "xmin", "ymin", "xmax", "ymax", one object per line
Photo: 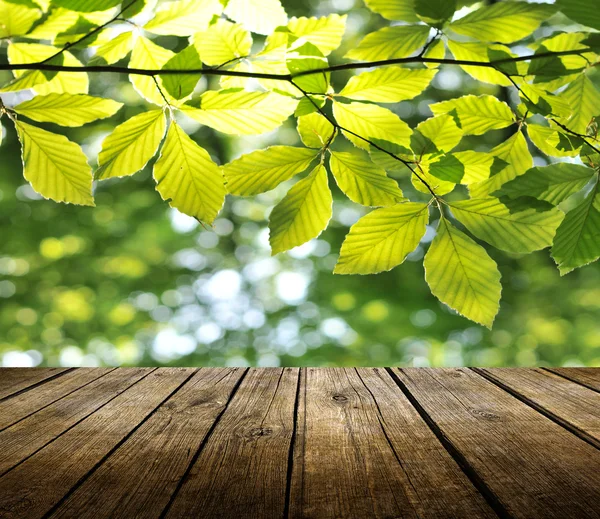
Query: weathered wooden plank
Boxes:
[
  {"xmin": 0, "ymin": 368, "xmax": 69, "ymax": 400},
  {"xmin": 289, "ymin": 368, "xmax": 493, "ymax": 519},
  {"xmin": 0, "ymin": 368, "xmax": 112, "ymax": 431},
  {"xmin": 478, "ymin": 368, "xmax": 600, "ymax": 447},
  {"xmin": 548, "ymin": 367, "xmax": 600, "ymax": 392},
  {"xmin": 395, "ymin": 368, "xmax": 600, "ymax": 518},
  {"xmin": 164, "ymin": 368, "xmax": 298, "ymax": 519},
  {"xmin": 50, "ymin": 368, "xmax": 245, "ymax": 518},
  {"xmin": 0, "ymin": 368, "xmax": 194, "ymax": 519},
  {"xmin": 0, "ymin": 367, "xmax": 151, "ymax": 475}
]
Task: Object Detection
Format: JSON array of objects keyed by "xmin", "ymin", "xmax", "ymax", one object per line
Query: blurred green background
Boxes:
[{"xmin": 1, "ymin": 0, "xmax": 599, "ymax": 368}]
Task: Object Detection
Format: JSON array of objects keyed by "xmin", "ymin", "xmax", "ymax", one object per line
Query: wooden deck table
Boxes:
[{"xmin": 0, "ymin": 367, "xmax": 599, "ymax": 518}]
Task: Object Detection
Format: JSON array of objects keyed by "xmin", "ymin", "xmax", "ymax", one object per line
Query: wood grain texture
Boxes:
[
  {"xmin": 51, "ymin": 368, "xmax": 245, "ymax": 519},
  {"xmin": 395, "ymin": 367, "xmax": 600, "ymax": 518},
  {"xmin": 0, "ymin": 368, "xmax": 111, "ymax": 431},
  {"xmin": 164, "ymin": 368, "xmax": 298, "ymax": 519},
  {"xmin": 478, "ymin": 368, "xmax": 600, "ymax": 447},
  {"xmin": 548, "ymin": 367, "xmax": 600, "ymax": 392},
  {"xmin": 0, "ymin": 368, "xmax": 194, "ymax": 519},
  {"xmin": 0, "ymin": 368, "xmax": 68, "ymax": 400}
]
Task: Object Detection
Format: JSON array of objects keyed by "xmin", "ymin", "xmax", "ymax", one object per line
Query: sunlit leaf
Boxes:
[
  {"xmin": 144, "ymin": 0, "xmax": 222, "ymax": 36},
  {"xmin": 556, "ymin": 75, "xmax": 600, "ymax": 135},
  {"xmin": 194, "ymin": 19, "xmax": 252, "ymax": 67},
  {"xmin": 224, "ymin": 0, "xmax": 287, "ymax": 36},
  {"xmin": 527, "ymin": 123, "xmax": 582, "ymax": 158},
  {"xmin": 129, "ymin": 36, "xmax": 176, "ymax": 106},
  {"xmin": 161, "ymin": 45, "xmax": 202, "ymax": 100},
  {"xmin": 429, "ymin": 151, "xmax": 494, "ymax": 184},
  {"xmin": 287, "ymin": 14, "xmax": 347, "ymax": 56},
  {"xmin": 345, "ymin": 25, "xmax": 429, "ymax": 61},
  {"xmin": 363, "ymin": 0, "xmax": 419, "ymax": 22},
  {"xmin": 411, "ymin": 114, "xmax": 463, "ymax": 156},
  {"xmin": 89, "ymin": 31, "xmax": 133, "ymax": 65},
  {"xmin": 0, "ymin": 1, "xmax": 40, "ymax": 38},
  {"xmin": 50, "ymin": 0, "xmax": 120, "ymax": 12}
]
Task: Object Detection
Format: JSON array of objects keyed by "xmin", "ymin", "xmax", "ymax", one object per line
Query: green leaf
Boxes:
[
  {"xmin": 14, "ymin": 93, "xmax": 123, "ymax": 127},
  {"xmin": 428, "ymin": 151, "xmax": 494, "ymax": 184},
  {"xmin": 182, "ymin": 91, "xmax": 297, "ymax": 136},
  {"xmin": 449, "ymin": 1, "xmax": 556, "ymax": 44},
  {"xmin": 345, "ymin": 25, "xmax": 429, "ymax": 61},
  {"xmin": 161, "ymin": 45, "xmax": 202, "ymax": 100},
  {"xmin": 153, "ymin": 122, "xmax": 225, "ymax": 224},
  {"xmin": 447, "ymin": 40, "xmax": 520, "ymax": 87},
  {"xmin": 557, "ymin": 75, "xmax": 600, "ymax": 135},
  {"xmin": 223, "ymin": 146, "xmax": 317, "ymax": 196},
  {"xmin": 287, "ymin": 42, "xmax": 330, "ymax": 94},
  {"xmin": 470, "ymin": 132, "xmax": 533, "ymax": 198},
  {"xmin": 552, "ymin": 180, "xmax": 600, "ymax": 274},
  {"xmin": 500, "ymin": 163, "xmax": 595, "ymax": 205},
  {"xmin": 332, "ymin": 101, "xmax": 412, "ymax": 150},
  {"xmin": 363, "ymin": 0, "xmax": 419, "ymax": 22},
  {"xmin": 223, "ymin": 0, "xmax": 287, "ymax": 36},
  {"xmin": 143, "ymin": 0, "xmax": 222, "ymax": 36},
  {"xmin": 294, "ymin": 95, "xmax": 326, "ymax": 117},
  {"xmin": 411, "ymin": 114, "xmax": 463, "ymax": 155},
  {"xmin": 0, "ymin": 1, "xmax": 40, "ymax": 38},
  {"xmin": 556, "ymin": 0, "xmax": 600, "ymax": 31},
  {"xmin": 194, "ymin": 19, "xmax": 252, "ymax": 67},
  {"xmin": 412, "ymin": 164, "xmax": 455, "ymax": 196},
  {"xmin": 424, "ymin": 217, "xmax": 502, "ymax": 328},
  {"xmin": 96, "ymin": 110, "xmax": 166, "ymax": 180},
  {"xmin": 15, "ymin": 120, "xmax": 93, "ymax": 206},
  {"xmin": 297, "ymin": 112, "xmax": 335, "ymax": 148},
  {"xmin": 423, "ymin": 38, "xmax": 445, "ymax": 69},
  {"xmin": 339, "ymin": 67, "xmax": 436, "ymax": 103},
  {"xmin": 286, "ymin": 14, "xmax": 347, "ymax": 56},
  {"xmin": 430, "ymin": 95, "xmax": 515, "ymax": 135},
  {"xmin": 527, "ymin": 123, "xmax": 582, "ymax": 158},
  {"xmin": 450, "ymin": 197, "xmax": 564, "ymax": 253},
  {"xmin": 129, "ymin": 36, "xmax": 175, "ymax": 107},
  {"xmin": 414, "ymin": 0, "xmax": 456, "ymax": 26},
  {"xmin": 330, "ymin": 150, "xmax": 404, "ymax": 207},
  {"xmin": 335, "ymin": 202, "xmax": 429, "ymax": 275},
  {"xmin": 50, "ymin": 0, "xmax": 120, "ymax": 12},
  {"xmin": 88, "ymin": 31, "xmax": 133, "ymax": 65},
  {"xmin": 269, "ymin": 164, "xmax": 332, "ymax": 254},
  {"xmin": 26, "ymin": 8, "xmax": 79, "ymax": 40},
  {"xmin": 519, "ymin": 83, "xmax": 573, "ymax": 119}
]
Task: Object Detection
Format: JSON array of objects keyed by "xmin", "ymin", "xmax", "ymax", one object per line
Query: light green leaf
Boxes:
[
  {"xmin": 161, "ymin": 45, "xmax": 202, "ymax": 100},
  {"xmin": 0, "ymin": 1, "xmax": 40, "ymax": 38},
  {"xmin": 14, "ymin": 93, "xmax": 123, "ymax": 127},
  {"xmin": 423, "ymin": 38, "xmax": 445, "ymax": 68},
  {"xmin": 557, "ymin": 75, "xmax": 600, "ymax": 135},
  {"xmin": 412, "ymin": 163, "xmax": 455, "ymax": 196},
  {"xmin": 527, "ymin": 123, "xmax": 582, "ymax": 158},
  {"xmin": 297, "ymin": 112, "xmax": 335, "ymax": 148},
  {"xmin": 430, "ymin": 95, "xmax": 515, "ymax": 136},
  {"xmin": 335, "ymin": 202, "xmax": 429, "ymax": 275},
  {"xmin": 224, "ymin": 0, "xmax": 287, "ymax": 35},
  {"xmin": 450, "ymin": 197, "xmax": 564, "ymax": 253},
  {"xmin": 96, "ymin": 110, "xmax": 166, "ymax": 180},
  {"xmin": 500, "ymin": 163, "xmax": 595, "ymax": 205},
  {"xmin": 447, "ymin": 40, "xmax": 519, "ymax": 87},
  {"xmin": 50, "ymin": 0, "xmax": 120, "ymax": 12},
  {"xmin": 144, "ymin": 0, "xmax": 222, "ymax": 36},
  {"xmin": 194, "ymin": 19, "xmax": 252, "ymax": 66},
  {"xmin": 26, "ymin": 8, "xmax": 79, "ymax": 40},
  {"xmin": 470, "ymin": 132, "xmax": 533, "ymax": 198},
  {"xmin": 269, "ymin": 164, "xmax": 332, "ymax": 254},
  {"xmin": 520, "ymin": 83, "xmax": 573, "ymax": 119},
  {"xmin": 287, "ymin": 42, "xmax": 330, "ymax": 94},
  {"xmin": 287, "ymin": 14, "xmax": 347, "ymax": 56},
  {"xmin": 556, "ymin": 0, "xmax": 600, "ymax": 31},
  {"xmin": 424, "ymin": 218, "xmax": 502, "ymax": 328},
  {"xmin": 294, "ymin": 95, "xmax": 326, "ymax": 117},
  {"xmin": 129, "ymin": 36, "xmax": 176, "ymax": 106},
  {"xmin": 153, "ymin": 122, "xmax": 225, "ymax": 224},
  {"xmin": 411, "ymin": 114, "xmax": 463, "ymax": 155},
  {"xmin": 339, "ymin": 67, "xmax": 436, "ymax": 103},
  {"xmin": 552, "ymin": 180, "xmax": 600, "ymax": 274},
  {"xmin": 363, "ymin": 0, "xmax": 419, "ymax": 22},
  {"xmin": 223, "ymin": 146, "xmax": 317, "ymax": 196},
  {"xmin": 449, "ymin": 1, "xmax": 556, "ymax": 43},
  {"xmin": 182, "ymin": 91, "xmax": 297, "ymax": 136},
  {"xmin": 345, "ymin": 25, "xmax": 429, "ymax": 61},
  {"xmin": 330, "ymin": 150, "xmax": 404, "ymax": 206},
  {"xmin": 15, "ymin": 120, "xmax": 93, "ymax": 206},
  {"xmin": 429, "ymin": 151, "xmax": 494, "ymax": 184},
  {"xmin": 89, "ymin": 31, "xmax": 133, "ymax": 65},
  {"xmin": 332, "ymin": 101, "xmax": 412, "ymax": 150}
]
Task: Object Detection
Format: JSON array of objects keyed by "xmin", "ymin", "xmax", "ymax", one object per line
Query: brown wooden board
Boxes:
[
  {"xmin": 51, "ymin": 368, "xmax": 245, "ymax": 518},
  {"xmin": 0, "ymin": 368, "xmax": 69, "ymax": 400},
  {"xmin": 164, "ymin": 368, "xmax": 298, "ymax": 519},
  {"xmin": 394, "ymin": 367, "xmax": 600, "ymax": 518},
  {"xmin": 478, "ymin": 368, "xmax": 600, "ymax": 448},
  {"xmin": 548, "ymin": 367, "xmax": 600, "ymax": 392},
  {"xmin": 0, "ymin": 368, "xmax": 112, "ymax": 431},
  {"xmin": 0, "ymin": 368, "xmax": 194, "ymax": 519},
  {"xmin": 0, "ymin": 367, "xmax": 151, "ymax": 475}
]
